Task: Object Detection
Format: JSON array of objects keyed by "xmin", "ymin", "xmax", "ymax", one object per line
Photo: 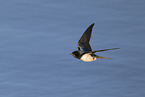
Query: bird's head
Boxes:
[{"xmin": 71, "ymin": 51, "xmax": 80, "ymax": 59}]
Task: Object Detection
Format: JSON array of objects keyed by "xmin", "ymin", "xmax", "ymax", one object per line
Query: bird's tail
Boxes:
[{"xmin": 97, "ymin": 56, "xmax": 111, "ymax": 59}]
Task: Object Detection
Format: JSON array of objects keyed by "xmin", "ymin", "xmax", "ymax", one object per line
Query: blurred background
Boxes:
[{"xmin": 0, "ymin": 0, "xmax": 145, "ymax": 97}]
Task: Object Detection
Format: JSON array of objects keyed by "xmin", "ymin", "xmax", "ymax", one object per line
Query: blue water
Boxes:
[{"xmin": 0, "ymin": 0, "xmax": 145, "ymax": 97}]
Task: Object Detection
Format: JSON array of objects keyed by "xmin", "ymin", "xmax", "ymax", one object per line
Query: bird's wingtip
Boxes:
[{"xmin": 92, "ymin": 23, "xmax": 95, "ymax": 25}]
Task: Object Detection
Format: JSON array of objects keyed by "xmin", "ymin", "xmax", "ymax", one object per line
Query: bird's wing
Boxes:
[
  {"xmin": 77, "ymin": 23, "xmax": 95, "ymax": 53},
  {"xmin": 88, "ymin": 48, "xmax": 120, "ymax": 59},
  {"xmin": 90, "ymin": 48, "xmax": 120, "ymax": 53}
]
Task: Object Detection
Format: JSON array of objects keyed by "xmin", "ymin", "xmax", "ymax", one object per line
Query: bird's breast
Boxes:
[{"xmin": 80, "ymin": 53, "xmax": 97, "ymax": 62}]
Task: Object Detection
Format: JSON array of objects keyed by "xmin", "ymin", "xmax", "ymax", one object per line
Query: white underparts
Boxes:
[{"xmin": 80, "ymin": 54, "xmax": 97, "ymax": 62}]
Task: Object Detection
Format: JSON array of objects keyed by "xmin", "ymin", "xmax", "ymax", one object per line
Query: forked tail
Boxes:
[{"xmin": 97, "ymin": 56, "xmax": 111, "ymax": 59}]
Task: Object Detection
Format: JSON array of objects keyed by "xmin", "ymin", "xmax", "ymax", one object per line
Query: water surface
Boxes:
[{"xmin": 0, "ymin": 0, "xmax": 145, "ymax": 97}]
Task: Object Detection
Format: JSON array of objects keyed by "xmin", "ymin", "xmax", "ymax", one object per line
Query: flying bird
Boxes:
[{"xmin": 71, "ymin": 23, "xmax": 119, "ymax": 62}]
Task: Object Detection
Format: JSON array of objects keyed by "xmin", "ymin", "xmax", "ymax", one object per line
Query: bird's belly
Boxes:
[{"xmin": 80, "ymin": 54, "xmax": 97, "ymax": 62}]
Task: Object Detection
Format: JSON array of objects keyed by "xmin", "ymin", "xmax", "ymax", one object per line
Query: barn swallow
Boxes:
[{"xmin": 71, "ymin": 23, "xmax": 119, "ymax": 62}]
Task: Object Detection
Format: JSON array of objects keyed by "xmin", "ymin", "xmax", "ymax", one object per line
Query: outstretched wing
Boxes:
[
  {"xmin": 77, "ymin": 23, "xmax": 95, "ymax": 53},
  {"xmin": 90, "ymin": 48, "xmax": 120, "ymax": 53},
  {"xmin": 89, "ymin": 48, "xmax": 120, "ymax": 59}
]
